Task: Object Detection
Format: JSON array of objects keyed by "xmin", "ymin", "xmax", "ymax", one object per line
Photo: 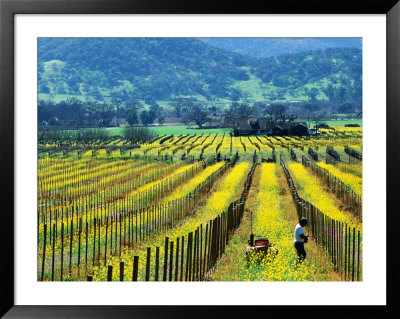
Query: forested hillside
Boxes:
[
  {"xmin": 38, "ymin": 38, "xmax": 361, "ymax": 109},
  {"xmin": 200, "ymin": 38, "xmax": 361, "ymax": 58},
  {"xmin": 38, "ymin": 38, "xmax": 249, "ymax": 102}
]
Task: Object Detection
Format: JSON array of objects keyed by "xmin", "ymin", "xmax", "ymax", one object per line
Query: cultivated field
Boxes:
[{"xmin": 38, "ymin": 127, "xmax": 362, "ymax": 281}]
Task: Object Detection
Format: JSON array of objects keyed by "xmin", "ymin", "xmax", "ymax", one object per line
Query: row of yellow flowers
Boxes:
[
  {"xmin": 38, "ymin": 161, "xmax": 199, "ymax": 228},
  {"xmin": 317, "ymin": 161, "xmax": 362, "ymax": 196},
  {"xmin": 38, "ymin": 161, "xmax": 220, "ymax": 237},
  {"xmin": 288, "ymin": 163, "xmax": 361, "ymax": 229},
  {"xmin": 38, "ymin": 156, "xmax": 95, "ymax": 178},
  {"xmin": 92, "ymin": 161, "xmax": 249, "ymax": 281},
  {"xmin": 39, "ymin": 161, "xmax": 228, "ymax": 281},
  {"xmin": 138, "ymin": 134, "xmax": 362, "ymax": 159},
  {"xmin": 337, "ymin": 162, "xmax": 362, "ymax": 177},
  {"xmin": 38, "ymin": 161, "xmax": 184, "ymax": 215},
  {"xmin": 160, "ymin": 161, "xmax": 225, "ymax": 203},
  {"xmin": 39, "ymin": 160, "xmax": 152, "ymax": 193},
  {"xmin": 40, "ymin": 158, "xmax": 134, "ymax": 185},
  {"xmin": 242, "ymin": 163, "xmax": 316, "ymax": 281},
  {"xmin": 51, "ymin": 131, "xmax": 362, "ymax": 160}
]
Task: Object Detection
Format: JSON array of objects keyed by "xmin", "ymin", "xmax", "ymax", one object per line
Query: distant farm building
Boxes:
[
  {"xmin": 234, "ymin": 117, "xmax": 268, "ymax": 135},
  {"xmin": 292, "ymin": 123, "xmax": 309, "ymax": 136},
  {"xmin": 271, "ymin": 124, "xmax": 288, "ymax": 136},
  {"xmin": 232, "ymin": 117, "xmax": 309, "ymax": 136}
]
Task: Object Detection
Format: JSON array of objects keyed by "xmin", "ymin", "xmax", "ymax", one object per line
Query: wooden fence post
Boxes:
[
  {"xmin": 135, "ymin": 211, "xmax": 138, "ymax": 243},
  {"xmin": 51, "ymin": 223, "xmax": 56, "ymax": 281},
  {"xmin": 185, "ymin": 233, "xmax": 191, "ymax": 281},
  {"xmin": 40, "ymin": 224, "xmax": 47, "ymax": 281},
  {"xmin": 92, "ymin": 217, "xmax": 96, "ymax": 267},
  {"xmin": 155, "ymin": 247, "xmax": 160, "ymax": 281},
  {"xmin": 132, "ymin": 256, "xmax": 139, "ymax": 281},
  {"xmin": 104, "ymin": 217, "xmax": 108, "ymax": 266},
  {"xmin": 180, "ymin": 236, "xmax": 185, "ymax": 282},
  {"xmin": 120, "ymin": 262, "xmax": 125, "ymax": 281},
  {"xmin": 203, "ymin": 224, "xmax": 209, "ymax": 280},
  {"xmin": 85, "ymin": 221, "xmax": 89, "ymax": 271},
  {"xmin": 192, "ymin": 230, "xmax": 197, "ymax": 281},
  {"xmin": 357, "ymin": 230, "xmax": 361, "ymax": 281},
  {"xmin": 60, "ymin": 223, "xmax": 64, "ymax": 281},
  {"xmin": 163, "ymin": 237, "xmax": 169, "ymax": 281},
  {"xmin": 199, "ymin": 225, "xmax": 203, "ymax": 280},
  {"xmin": 344, "ymin": 225, "xmax": 347, "ymax": 280},
  {"xmin": 175, "ymin": 238, "xmax": 180, "ymax": 281},
  {"xmin": 145, "ymin": 247, "xmax": 151, "ymax": 281},
  {"xmin": 119, "ymin": 214, "xmax": 122, "ymax": 256},
  {"xmin": 76, "ymin": 218, "xmax": 82, "ymax": 275},
  {"xmin": 69, "ymin": 219, "xmax": 74, "ymax": 275},
  {"xmin": 352, "ymin": 228, "xmax": 356, "ymax": 281},
  {"xmin": 169, "ymin": 241, "xmax": 174, "ymax": 281},
  {"xmin": 110, "ymin": 216, "xmax": 113, "ymax": 254},
  {"xmin": 107, "ymin": 265, "xmax": 113, "ymax": 281}
]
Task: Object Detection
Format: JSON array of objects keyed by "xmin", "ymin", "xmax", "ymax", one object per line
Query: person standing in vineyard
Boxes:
[{"xmin": 294, "ymin": 217, "xmax": 309, "ymax": 264}]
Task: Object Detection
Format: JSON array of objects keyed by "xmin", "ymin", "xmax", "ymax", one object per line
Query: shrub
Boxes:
[{"xmin": 123, "ymin": 126, "xmax": 157, "ymax": 144}]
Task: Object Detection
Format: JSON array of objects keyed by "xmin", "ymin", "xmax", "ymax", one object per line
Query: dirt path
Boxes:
[
  {"xmin": 210, "ymin": 163, "xmax": 342, "ymax": 281},
  {"xmin": 209, "ymin": 163, "xmax": 261, "ymax": 281},
  {"xmin": 276, "ymin": 165, "xmax": 342, "ymax": 281}
]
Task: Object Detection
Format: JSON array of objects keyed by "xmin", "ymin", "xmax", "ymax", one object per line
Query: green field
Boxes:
[
  {"xmin": 102, "ymin": 126, "xmax": 232, "ymax": 136},
  {"xmin": 306, "ymin": 120, "xmax": 362, "ymax": 127},
  {"xmin": 58, "ymin": 119, "xmax": 361, "ymax": 137}
]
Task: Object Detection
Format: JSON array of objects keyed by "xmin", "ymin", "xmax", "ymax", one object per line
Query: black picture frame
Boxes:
[{"xmin": 1, "ymin": 0, "xmax": 399, "ymax": 317}]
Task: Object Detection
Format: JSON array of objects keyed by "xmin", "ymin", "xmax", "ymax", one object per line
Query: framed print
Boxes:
[{"xmin": 1, "ymin": 0, "xmax": 399, "ymax": 317}]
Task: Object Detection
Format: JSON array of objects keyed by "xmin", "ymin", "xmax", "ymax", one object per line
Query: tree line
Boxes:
[
  {"xmin": 39, "ymin": 94, "xmax": 360, "ymax": 130},
  {"xmin": 38, "ymin": 127, "xmax": 156, "ymax": 146},
  {"xmin": 38, "ymin": 97, "xmax": 167, "ymax": 127}
]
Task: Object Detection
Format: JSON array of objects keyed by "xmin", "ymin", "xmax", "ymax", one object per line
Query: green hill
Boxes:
[{"xmin": 38, "ymin": 38, "xmax": 361, "ymax": 108}]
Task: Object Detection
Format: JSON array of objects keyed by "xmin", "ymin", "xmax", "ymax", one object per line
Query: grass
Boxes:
[
  {"xmin": 148, "ymin": 126, "xmax": 231, "ymax": 136},
  {"xmin": 307, "ymin": 120, "xmax": 362, "ymax": 127},
  {"xmin": 275, "ymin": 166, "xmax": 341, "ymax": 281},
  {"xmin": 230, "ymin": 72, "xmax": 332, "ymax": 103},
  {"xmin": 59, "ymin": 120, "xmax": 361, "ymax": 139},
  {"xmin": 60, "ymin": 126, "xmax": 232, "ymax": 137},
  {"xmin": 209, "ymin": 163, "xmax": 262, "ymax": 281}
]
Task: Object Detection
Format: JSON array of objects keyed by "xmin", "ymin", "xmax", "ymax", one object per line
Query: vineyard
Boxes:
[{"xmin": 37, "ymin": 126, "xmax": 362, "ymax": 282}]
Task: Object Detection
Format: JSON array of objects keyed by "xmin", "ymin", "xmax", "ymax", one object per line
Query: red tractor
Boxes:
[{"xmin": 245, "ymin": 212, "xmax": 278, "ymax": 264}]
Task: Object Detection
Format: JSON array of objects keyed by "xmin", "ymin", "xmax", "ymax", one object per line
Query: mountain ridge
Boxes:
[{"xmin": 200, "ymin": 38, "xmax": 362, "ymax": 58}]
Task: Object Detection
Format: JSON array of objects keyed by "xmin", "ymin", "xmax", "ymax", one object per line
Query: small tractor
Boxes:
[{"xmin": 245, "ymin": 212, "xmax": 278, "ymax": 264}]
